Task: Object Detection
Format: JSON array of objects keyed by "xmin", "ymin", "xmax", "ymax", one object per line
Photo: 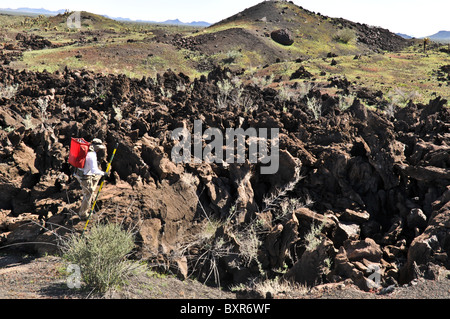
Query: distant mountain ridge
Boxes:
[
  {"xmin": 0, "ymin": 7, "xmax": 66, "ymax": 15},
  {"xmin": 396, "ymin": 33, "xmax": 413, "ymax": 39},
  {"xmin": 0, "ymin": 7, "xmax": 210, "ymax": 27},
  {"xmin": 428, "ymin": 30, "xmax": 450, "ymax": 42},
  {"xmin": 108, "ymin": 16, "xmax": 210, "ymax": 27},
  {"xmin": 397, "ymin": 30, "xmax": 450, "ymax": 42},
  {"xmin": 160, "ymin": 19, "xmax": 211, "ymax": 27}
]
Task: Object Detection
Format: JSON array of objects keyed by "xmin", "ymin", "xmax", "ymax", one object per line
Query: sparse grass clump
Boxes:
[
  {"xmin": 216, "ymin": 78, "xmax": 234, "ymax": 109},
  {"xmin": 216, "ymin": 76, "xmax": 247, "ymax": 110},
  {"xmin": 252, "ymin": 74, "xmax": 274, "ymax": 88},
  {"xmin": 298, "ymin": 81, "xmax": 315, "ymax": 99},
  {"xmin": 37, "ymin": 97, "xmax": 49, "ymax": 122},
  {"xmin": 22, "ymin": 113, "xmax": 35, "ymax": 130},
  {"xmin": 253, "ymin": 277, "xmax": 309, "ymax": 297},
  {"xmin": 387, "ymin": 87, "xmax": 421, "ymax": 107},
  {"xmin": 338, "ymin": 93, "xmax": 356, "ymax": 111},
  {"xmin": 222, "ymin": 50, "xmax": 242, "ymax": 64},
  {"xmin": 232, "ymin": 277, "xmax": 309, "ymax": 297},
  {"xmin": 384, "ymin": 102, "xmax": 397, "ymax": 119},
  {"xmin": 306, "ymin": 96, "xmax": 322, "ymax": 120},
  {"xmin": 236, "ymin": 223, "xmax": 261, "ymax": 268},
  {"xmin": 0, "ymin": 84, "xmax": 18, "ymax": 99},
  {"xmin": 333, "ymin": 29, "xmax": 356, "ymax": 44},
  {"xmin": 384, "ymin": 87, "xmax": 421, "ymax": 118},
  {"xmin": 277, "ymin": 84, "xmax": 297, "ymax": 103},
  {"xmin": 61, "ymin": 223, "xmax": 141, "ymax": 294},
  {"xmin": 304, "ymin": 219, "xmax": 327, "ymax": 252}
]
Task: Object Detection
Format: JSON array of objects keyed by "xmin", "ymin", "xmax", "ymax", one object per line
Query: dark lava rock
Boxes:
[{"xmin": 271, "ymin": 29, "xmax": 294, "ymax": 46}]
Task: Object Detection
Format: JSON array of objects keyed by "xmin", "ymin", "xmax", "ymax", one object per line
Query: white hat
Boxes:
[{"xmin": 91, "ymin": 138, "xmax": 106, "ymax": 150}]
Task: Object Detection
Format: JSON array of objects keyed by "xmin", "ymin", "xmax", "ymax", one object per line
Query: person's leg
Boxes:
[
  {"xmin": 91, "ymin": 175, "xmax": 101, "ymax": 193},
  {"xmin": 79, "ymin": 175, "xmax": 102, "ymax": 219},
  {"xmin": 79, "ymin": 176, "xmax": 94, "ymax": 219}
]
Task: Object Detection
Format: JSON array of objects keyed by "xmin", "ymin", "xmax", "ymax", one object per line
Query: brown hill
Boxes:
[{"xmin": 191, "ymin": 0, "xmax": 410, "ymax": 60}]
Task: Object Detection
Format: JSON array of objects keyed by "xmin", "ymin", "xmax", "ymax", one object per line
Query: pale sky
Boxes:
[{"xmin": 0, "ymin": 0, "xmax": 448, "ymax": 38}]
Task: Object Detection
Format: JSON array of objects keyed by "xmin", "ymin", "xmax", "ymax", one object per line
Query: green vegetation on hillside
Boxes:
[{"xmin": 2, "ymin": 2, "xmax": 449, "ymax": 102}]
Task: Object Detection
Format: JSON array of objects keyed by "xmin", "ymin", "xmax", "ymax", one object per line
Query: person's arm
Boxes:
[{"xmin": 83, "ymin": 152, "xmax": 105, "ymax": 176}]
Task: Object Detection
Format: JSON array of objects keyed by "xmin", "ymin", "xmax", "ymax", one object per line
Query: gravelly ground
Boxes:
[{"xmin": 1, "ymin": 253, "xmax": 449, "ymax": 300}]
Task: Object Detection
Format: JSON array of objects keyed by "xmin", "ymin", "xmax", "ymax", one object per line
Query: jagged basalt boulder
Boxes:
[
  {"xmin": 0, "ymin": 65, "xmax": 449, "ymax": 292},
  {"xmin": 270, "ymin": 29, "xmax": 294, "ymax": 46},
  {"xmin": 290, "ymin": 66, "xmax": 312, "ymax": 80},
  {"xmin": 284, "ymin": 237, "xmax": 335, "ymax": 287}
]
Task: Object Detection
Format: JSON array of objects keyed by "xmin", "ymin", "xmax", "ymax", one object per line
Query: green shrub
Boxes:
[
  {"xmin": 333, "ymin": 29, "xmax": 356, "ymax": 44},
  {"xmin": 306, "ymin": 96, "xmax": 322, "ymax": 120},
  {"xmin": 61, "ymin": 223, "xmax": 138, "ymax": 294},
  {"xmin": 222, "ymin": 50, "xmax": 242, "ymax": 64},
  {"xmin": 304, "ymin": 219, "xmax": 327, "ymax": 251},
  {"xmin": 0, "ymin": 84, "xmax": 18, "ymax": 99}
]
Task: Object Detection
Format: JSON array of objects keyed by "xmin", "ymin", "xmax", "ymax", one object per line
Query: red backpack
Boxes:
[{"xmin": 68, "ymin": 138, "xmax": 90, "ymax": 168}]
